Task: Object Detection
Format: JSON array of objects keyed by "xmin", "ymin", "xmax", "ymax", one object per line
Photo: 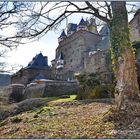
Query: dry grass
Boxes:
[
  {"xmin": 0, "ymin": 100, "xmax": 116, "ymax": 139},
  {"xmin": 1, "ymin": 94, "xmax": 139, "ymax": 139}
]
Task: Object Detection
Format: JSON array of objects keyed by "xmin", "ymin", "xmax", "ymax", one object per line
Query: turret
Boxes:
[
  {"xmin": 56, "ymin": 52, "xmax": 64, "ymax": 69},
  {"xmin": 67, "ymin": 23, "xmax": 77, "ymax": 36},
  {"xmin": 88, "ymin": 18, "xmax": 98, "ymax": 34},
  {"xmin": 58, "ymin": 30, "xmax": 67, "ymax": 43},
  {"xmin": 77, "ymin": 18, "xmax": 88, "ymax": 31}
]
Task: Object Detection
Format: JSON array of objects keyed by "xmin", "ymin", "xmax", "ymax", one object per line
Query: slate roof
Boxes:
[
  {"xmin": 96, "ymin": 25, "xmax": 110, "ymax": 50},
  {"xmin": 78, "ymin": 18, "xmax": 87, "ymax": 26},
  {"xmin": 59, "ymin": 30, "xmax": 67, "ymax": 38},
  {"xmin": 67, "ymin": 23, "xmax": 77, "ymax": 32},
  {"xmin": 33, "ymin": 73, "xmax": 46, "ymax": 80},
  {"xmin": 27, "ymin": 53, "xmax": 49, "ymax": 69},
  {"xmin": 99, "ymin": 25, "xmax": 110, "ymax": 36}
]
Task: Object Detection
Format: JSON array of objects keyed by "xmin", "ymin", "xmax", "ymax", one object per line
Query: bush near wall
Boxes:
[{"xmin": 76, "ymin": 73, "xmax": 115, "ymax": 100}]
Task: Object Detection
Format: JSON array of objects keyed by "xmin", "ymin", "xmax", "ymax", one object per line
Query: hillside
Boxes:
[
  {"xmin": 0, "ymin": 74, "xmax": 11, "ymax": 86},
  {"xmin": 0, "ymin": 98, "xmax": 114, "ymax": 138},
  {"xmin": 0, "ymin": 96, "xmax": 140, "ymax": 139}
]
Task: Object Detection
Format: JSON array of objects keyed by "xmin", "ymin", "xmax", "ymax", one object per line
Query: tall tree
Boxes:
[
  {"xmin": 1, "ymin": 1, "xmax": 140, "ymax": 110},
  {"xmin": 110, "ymin": 2, "xmax": 139, "ymax": 110}
]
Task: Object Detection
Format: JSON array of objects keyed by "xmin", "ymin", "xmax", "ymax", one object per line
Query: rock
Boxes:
[
  {"xmin": 15, "ymin": 98, "xmax": 47, "ymax": 113},
  {"xmin": 23, "ymin": 83, "xmax": 46, "ymax": 99}
]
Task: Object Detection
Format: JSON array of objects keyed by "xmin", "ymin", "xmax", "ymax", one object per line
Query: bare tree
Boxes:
[{"xmin": 0, "ymin": 2, "xmax": 34, "ymax": 48}]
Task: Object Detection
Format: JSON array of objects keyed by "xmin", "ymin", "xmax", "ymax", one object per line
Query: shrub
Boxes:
[
  {"xmin": 76, "ymin": 73, "xmax": 115, "ymax": 100},
  {"xmin": 87, "ymin": 85, "xmax": 110, "ymax": 99}
]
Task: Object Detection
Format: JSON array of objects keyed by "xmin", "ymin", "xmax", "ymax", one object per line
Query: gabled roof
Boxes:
[
  {"xmin": 34, "ymin": 73, "xmax": 46, "ymax": 80},
  {"xmin": 78, "ymin": 18, "xmax": 87, "ymax": 26},
  {"xmin": 99, "ymin": 25, "xmax": 110, "ymax": 36},
  {"xmin": 134, "ymin": 8, "xmax": 140, "ymax": 17},
  {"xmin": 27, "ymin": 52, "xmax": 49, "ymax": 69},
  {"xmin": 67, "ymin": 23, "xmax": 77, "ymax": 32},
  {"xmin": 59, "ymin": 30, "xmax": 67, "ymax": 38}
]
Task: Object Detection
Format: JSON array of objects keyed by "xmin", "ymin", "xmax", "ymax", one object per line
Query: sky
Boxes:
[
  {"xmin": 1, "ymin": 2, "xmax": 139, "ymax": 73},
  {"xmin": 3, "ymin": 13, "xmax": 92, "ymax": 73}
]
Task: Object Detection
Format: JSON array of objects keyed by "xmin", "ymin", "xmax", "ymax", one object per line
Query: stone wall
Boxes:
[
  {"xmin": 23, "ymin": 81, "xmax": 79, "ymax": 99},
  {"xmin": 84, "ymin": 49, "xmax": 113, "ymax": 83},
  {"xmin": 54, "ymin": 30, "xmax": 102, "ymax": 80},
  {"xmin": 44, "ymin": 81, "xmax": 79, "ymax": 97},
  {"xmin": 84, "ymin": 49, "xmax": 111, "ymax": 73},
  {"xmin": 130, "ymin": 9, "xmax": 140, "ymax": 42},
  {"xmin": 11, "ymin": 68, "xmax": 51, "ymax": 85},
  {"xmin": 1, "ymin": 84, "xmax": 25, "ymax": 102},
  {"xmin": 23, "ymin": 83, "xmax": 46, "ymax": 99}
]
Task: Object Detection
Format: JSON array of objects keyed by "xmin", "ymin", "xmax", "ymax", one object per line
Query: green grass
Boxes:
[
  {"xmin": 42, "ymin": 97, "xmax": 59, "ymax": 102},
  {"xmin": 52, "ymin": 95, "xmax": 77, "ymax": 103},
  {"xmin": 42, "ymin": 95, "xmax": 77, "ymax": 105}
]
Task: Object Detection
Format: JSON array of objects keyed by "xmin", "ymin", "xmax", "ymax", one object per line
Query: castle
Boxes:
[
  {"xmin": 11, "ymin": 53, "xmax": 51, "ymax": 85},
  {"xmin": 51, "ymin": 17, "xmax": 112, "ymax": 82},
  {"xmin": 11, "ymin": 9, "xmax": 140, "ymax": 86}
]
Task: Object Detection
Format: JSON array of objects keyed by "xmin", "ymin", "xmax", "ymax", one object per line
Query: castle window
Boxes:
[{"xmin": 70, "ymin": 59, "xmax": 73, "ymax": 62}]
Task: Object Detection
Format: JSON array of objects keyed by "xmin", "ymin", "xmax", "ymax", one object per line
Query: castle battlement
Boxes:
[{"xmin": 58, "ymin": 17, "xmax": 98, "ymax": 43}]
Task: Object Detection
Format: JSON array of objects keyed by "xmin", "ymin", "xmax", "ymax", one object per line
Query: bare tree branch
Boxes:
[{"xmin": 85, "ymin": 1, "xmax": 110, "ymax": 23}]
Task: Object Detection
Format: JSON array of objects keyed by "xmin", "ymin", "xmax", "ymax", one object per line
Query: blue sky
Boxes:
[{"xmin": 2, "ymin": 2, "xmax": 139, "ymax": 73}]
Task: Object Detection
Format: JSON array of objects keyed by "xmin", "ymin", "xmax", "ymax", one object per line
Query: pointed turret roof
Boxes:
[
  {"xmin": 67, "ymin": 23, "xmax": 77, "ymax": 32},
  {"xmin": 78, "ymin": 18, "xmax": 87, "ymax": 26},
  {"xmin": 27, "ymin": 52, "xmax": 49, "ymax": 69},
  {"xmin": 59, "ymin": 30, "xmax": 67, "ymax": 38}
]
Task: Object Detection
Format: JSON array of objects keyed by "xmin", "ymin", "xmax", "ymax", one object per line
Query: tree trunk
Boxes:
[{"xmin": 110, "ymin": 1, "xmax": 140, "ymax": 110}]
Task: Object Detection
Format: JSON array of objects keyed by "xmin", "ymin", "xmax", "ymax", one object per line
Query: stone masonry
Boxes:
[{"xmin": 130, "ymin": 9, "xmax": 140, "ymax": 42}]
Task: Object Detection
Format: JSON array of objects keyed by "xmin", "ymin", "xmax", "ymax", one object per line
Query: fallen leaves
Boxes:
[{"xmin": 0, "ymin": 100, "xmax": 117, "ymax": 138}]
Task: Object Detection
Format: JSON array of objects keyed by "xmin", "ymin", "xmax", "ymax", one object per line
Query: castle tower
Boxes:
[
  {"xmin": 88, "ymin": 18, "xmax": 98, "ymax": 34},
  {"xmin": 58, "ymin": 30, "xmax": 67, "ymax": 43},
  {"xmin": 77, "ymin": 18, "xmax": 88, "ymax": 31},
  {"xmin": 67, "ymin": 23, "xmax": 77, "ymax": 36}
]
